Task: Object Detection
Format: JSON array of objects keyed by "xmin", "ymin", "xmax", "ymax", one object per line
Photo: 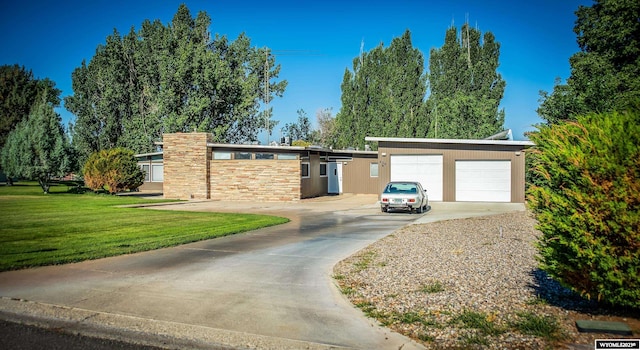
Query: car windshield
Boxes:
[{"xmin": 383, "ymin": 183, "xmax": 418, "ymax": 194}]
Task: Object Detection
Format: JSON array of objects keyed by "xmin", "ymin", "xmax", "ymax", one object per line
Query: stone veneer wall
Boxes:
[
  {"xmin": 163, "ymin": 133, "xmax": 211, "ymax": 200},
  {"xmin": 210, "ymin": 160, "xmax": 301, "ymax": 201}
]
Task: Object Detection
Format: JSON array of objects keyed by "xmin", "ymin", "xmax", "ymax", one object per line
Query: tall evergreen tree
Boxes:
[
  {"xmin": 65, "ymin": 4, "xmax": 286, "ymax": 164},
  {"xmin": 428, "ymin": 23, "xmax": 505, "ymax": 138},
  {"xmin": 537, "ymin": 0, "xmax": 640, "ymax": 124},
  {"xmin": 0, "ymin": 65, "xmax": 61, "ymax": 149},
  {"xmin": 0, "ymin": 97, "xmax": 73, "ymax": 193},
  {"xmin": 335, "ymin": 30, "xmax": 427, "ymax": 150}
]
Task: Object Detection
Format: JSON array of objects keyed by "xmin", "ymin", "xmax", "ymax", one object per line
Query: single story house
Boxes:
[
  {"xmin": 137, "ymin": 133, "xmax": 378, "ymax": 201},
  {"xmin": 137, "ymin": 132, "xmax": 534, "ymax": 203}
]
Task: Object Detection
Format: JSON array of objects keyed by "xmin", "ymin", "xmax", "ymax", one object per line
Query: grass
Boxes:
[
  {"xmin": 420, "ymin": 280, "xmax": 445, "ymax": 293},
  {"xmin": 449, "ymin": 310, "xmax": 504, "ymax": 336},
  {"xmin": 353, "ymin": 250, "xmax": 376, "ymax": 271},
  {"xmin": 510, "ymin": 312, "xmax": 562, "ymax": 340},
  {"xmin": 0, "ymin": 182, "xmax": 289, "ymax": 271}
]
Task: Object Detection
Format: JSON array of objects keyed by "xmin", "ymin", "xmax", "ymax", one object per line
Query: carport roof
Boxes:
[{"xmin": 365, "ymin": 136, "xmax": 534, "ymax": 147}]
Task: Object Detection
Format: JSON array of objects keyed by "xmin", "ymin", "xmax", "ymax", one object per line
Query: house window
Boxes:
[
  {"xmin": 151, "ymin": 164, "xmax": 164, "ymax": 182},
  {"xmin": 213, "ymin": 151, "xmax": 232, "ymax": 160},
  {"xmin": 320, "ymin": 163, "xmax": 327, "ymax": 177},
  {"xmin": 370, "ymin": 162, "xmax": 379, "ymax": 177},
  {"xmin": 141, "ymin": 164, "xmax": 150, "ymax": 182},
  {"xmin": 255, "ymin": 153, "xmax": 274, "ymax": 160},
  {"xmin": 301, "ymin": 162, "xmax": 310, "ymax": 178},
  {"xmin": 234, "ymin": 152, "xmax": 251, "ymax": 160},
  {"xmin": 277, "ymin": 153, "xmax": 297, "ymax": 160}
]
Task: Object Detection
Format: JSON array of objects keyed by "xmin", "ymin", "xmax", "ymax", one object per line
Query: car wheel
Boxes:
[
  {"xmin": 416, "ymin": 205, "xmax": 423, "ymax": 214},
  {"xmin": 381, "ymin": 206, "xmax": 387, "ymax": 213}
]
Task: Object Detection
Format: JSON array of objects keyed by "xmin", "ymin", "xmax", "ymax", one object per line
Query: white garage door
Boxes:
[
  {"xmin": 391, "ymin": 155, "xmax": 443, "ymax": 201},
  {"xmin": 456, "ymin": 160, "xmax": 511, "ymax": 202}
]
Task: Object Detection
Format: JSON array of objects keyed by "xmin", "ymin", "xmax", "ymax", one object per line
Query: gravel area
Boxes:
[{"xmin": 333, "ymin": 211, "xmax": 639, "ymax": 349}]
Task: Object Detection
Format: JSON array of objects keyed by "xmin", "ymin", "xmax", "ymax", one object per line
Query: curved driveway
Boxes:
[{"xmin": 0, "ymin": 194, "xmax": 427, "ymax": 349}]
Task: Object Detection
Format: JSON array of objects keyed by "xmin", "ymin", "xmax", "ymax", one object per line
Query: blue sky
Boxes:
[{"xmin": 1, "ymin": 0, "xmax": 591, "ymax": 141}]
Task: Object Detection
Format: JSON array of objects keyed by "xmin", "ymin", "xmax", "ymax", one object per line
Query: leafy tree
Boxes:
[
  {"xmin": 65, "ymin": 4, "xmax": 286, "ymax": 163},
  {"xmin": 283, "ymin": 109, "xmax": 312, "ymax": 142},
  {"xmin": 0, "ymin": 98, "xmax": 73, "ymax": 193},
  {"xmin": 83, "ymin": 148, "xmax": 144, "ymax": 194},
  {"xmin": 311, "ymin": 107, "xmax": 335, "ymax": 147},
  {"xmin": 538, "ymin": 0, "xmax": 640, "ymax": 123},
  {"xmin": 527, "ymin": 108, "xmax": 640, "ymax": 309},
  {"xmin": 0, "ymin": 64, "xmax": 61, "ymax": 150},
  {"xmin": 427, "ymin": 23, "xmax": 505, "ymax": 138},
  {"xmin": 335, "ymin": 30, "xmax": 428, "ymax": 150}
]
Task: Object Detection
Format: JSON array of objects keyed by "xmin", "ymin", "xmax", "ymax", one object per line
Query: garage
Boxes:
[
  {"xmin": 390, "ymin": 155, "xmax": 443, "ymax": 201},
  {"xmin": 455, "ymin": 160, "xmax": 511, "ymax": 202}
]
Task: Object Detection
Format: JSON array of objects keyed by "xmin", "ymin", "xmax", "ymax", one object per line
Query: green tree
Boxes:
[
  {"xmin": 0, "ymin": 98, "xmax": 73, "ymax": 193},
  {"xmin": 83, "ymin": 148, "xmax": 144, "ymax": 194},
  {"xmin": 311, "ymin": 107, "xmax": 335, "ymax": 147},
  {"xmin": 335, "ymin": 30, "xmax": 428, "ymax": 150},
  {"xmin": 0, "ymin": 64, "xmax": 61, "ymax": 150},
  {"xmin": 283, "ymin": 109, "xmax": 312, "ymax": 142},
  {"xmin": 65, "ymin": 4, "xmax": 286, "ymax": 162},
  {"xmin": 527, "ymin": 108, "xmax": 640, "ymax": 309},
  {"xmin": 538, "ymin": 0, "xmax": 640, "ymax": 123},
  {"xmin": 427, "ymin": 23, "xmax": 506, "ymax": 138}
]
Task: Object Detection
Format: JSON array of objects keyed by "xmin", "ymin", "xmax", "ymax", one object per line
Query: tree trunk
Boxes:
[{"xmin": 38, "ymin": 178, "xmax": 50, "ymax": 194}]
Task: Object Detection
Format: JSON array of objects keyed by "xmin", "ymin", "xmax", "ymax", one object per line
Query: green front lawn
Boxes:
[{"xmin": 0, "ymin": 182, "xmax": 288, "ymax": 271}]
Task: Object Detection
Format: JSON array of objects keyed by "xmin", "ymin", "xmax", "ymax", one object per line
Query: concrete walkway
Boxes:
[{"xmin": 0, "ymin": 195, "xmax": 525, "ymax": 350}]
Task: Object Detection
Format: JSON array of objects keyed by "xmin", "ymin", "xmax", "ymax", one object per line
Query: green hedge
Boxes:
[{"xmin": 527, "ymin": 108, "xmax": 639, "ymax": 309}]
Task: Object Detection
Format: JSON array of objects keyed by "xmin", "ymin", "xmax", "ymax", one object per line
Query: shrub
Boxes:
[
  {"xmin": 527, "ymin": 108, "xmax": 640, "ymax": 309},
  {"xmin": 83, "ymin": 148, "xmax": 144, "ymax": 194}
]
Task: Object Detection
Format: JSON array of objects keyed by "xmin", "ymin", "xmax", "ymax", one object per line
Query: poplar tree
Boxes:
[
  {"xmin": 335, "ymin": 30, "xmax": 428, "ymax": 150},
  {"xmin": 428, "ymin": 23, "xmax": 505, "ymax": 139}
]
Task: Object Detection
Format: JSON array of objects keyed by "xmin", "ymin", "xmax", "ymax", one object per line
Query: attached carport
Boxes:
[{"xmin": 366, "ymin": 137, "xmax": 534, "ymax": 203}]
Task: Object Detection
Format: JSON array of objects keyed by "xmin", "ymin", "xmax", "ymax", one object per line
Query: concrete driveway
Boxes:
[{"xmin": 0, "ymin": 195, "xmax": 524, "ymax": 350}]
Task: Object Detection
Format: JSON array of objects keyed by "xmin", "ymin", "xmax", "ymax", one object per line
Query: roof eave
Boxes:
[{"xmin": 365, "ymin": 136, "xmax": 534, "ymax": 147}]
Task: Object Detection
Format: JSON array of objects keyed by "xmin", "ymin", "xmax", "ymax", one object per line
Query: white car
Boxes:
[{"xmin": 380, "ymin": 181, "xmax": 430, "ymax": 213}]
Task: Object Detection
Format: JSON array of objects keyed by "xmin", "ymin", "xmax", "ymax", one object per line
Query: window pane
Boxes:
[
  {"xmin": 213, "ymin": 152, "xmax": 232, "ymax": 160},
  {"xmin": 320, "ymin": 163, "xmax": 327, "ymax": 176},
  {"xmin": 301, "ymin": 163, "xmax": 310, "ymax": 177},
  {"xmin": 277, "ymin": 153, "xmax": 297, "ymax": 160},
  {"xmin": 255, "ymin": 153, "xmax": 274, "ymax": 160},
  {"xmin": 234, "ymin": 152, "xmax": 251, "ymax": 160},
  {"xmin": 141, "ymin": 164, "xmax": 150, "ymax": 182},
  {"xmin": 151, "ymin": 164, "xmax": 164, "ymax": 181},
  {"xmin": 370, "ymin": 162, "xmax": 379, "ymax": 177}
]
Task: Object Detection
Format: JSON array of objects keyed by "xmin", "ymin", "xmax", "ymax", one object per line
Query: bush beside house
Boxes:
[
  {"xmin": 527, "ymin": 108, "xmax": 640, "ymax": 309},
  {"xmin": 84, "ymin": 148, "xmax": 144, "ymax": 194}
]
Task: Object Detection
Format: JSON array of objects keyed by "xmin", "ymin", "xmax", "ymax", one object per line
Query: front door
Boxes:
[{"xmin": 328, "ymin": 162, "xmax": 342, "ymax": 194}]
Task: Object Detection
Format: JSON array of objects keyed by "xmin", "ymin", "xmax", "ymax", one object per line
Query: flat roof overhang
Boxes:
[{"xmin": 365, "ymin": 136, "xmax": 534, "ymax": 147}]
